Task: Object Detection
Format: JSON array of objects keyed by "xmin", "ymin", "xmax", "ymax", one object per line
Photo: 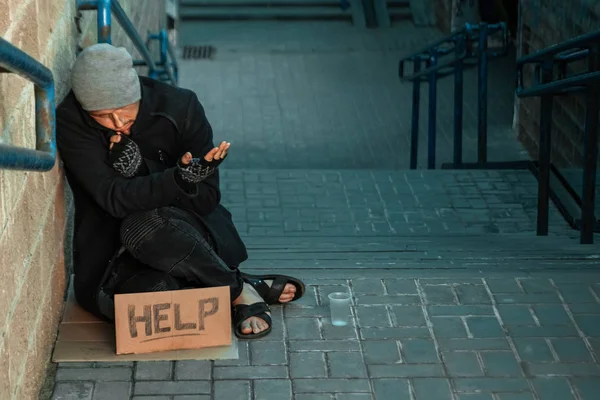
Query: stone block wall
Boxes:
[
  {"xmin": 0, "ymin": 0, "xmax": 165, "ymax": 398},
  {"xmin": 518, "ymin": 0, "xmax": 600, "ymax": 166}
]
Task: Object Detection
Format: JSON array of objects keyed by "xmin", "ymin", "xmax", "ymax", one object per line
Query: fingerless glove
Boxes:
[
  {"xmin": 108, "ymin": 135, "xmax": 144, "ymax": 178},
  {"xmin": 176, "ymin": 155, "xmax": 225, "ymax": 183}
]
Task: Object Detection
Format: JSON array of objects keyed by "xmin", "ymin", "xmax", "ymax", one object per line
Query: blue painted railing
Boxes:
[
  {"xmin": 77, "ymin": 0, "xmax": 178, "ymax": 86},
  {"xmin": 0, "ymin": 38, "xmax": 56, "ymax": 171},
  {"xmin": 516, "ymin": 30, "xmax": 600, "ymax": 245},
  {"xmin": 399, "ymin": 23, "xmax": 508, "ymax": 170}
]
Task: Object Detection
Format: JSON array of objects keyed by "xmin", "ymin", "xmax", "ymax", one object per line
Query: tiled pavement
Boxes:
[{"xmin": 49, "ymin": 21, "xmax": 600, "ymax": 400}]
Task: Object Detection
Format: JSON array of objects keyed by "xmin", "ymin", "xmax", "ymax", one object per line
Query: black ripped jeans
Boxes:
[{"xmin": 97, "ymin": 207, "xmax": 244, "ymax": 321}]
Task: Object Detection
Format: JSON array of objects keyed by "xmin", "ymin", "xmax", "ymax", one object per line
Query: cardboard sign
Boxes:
[{"xmin": 114, "ymin": 286, "xmax": 231, "ymax": 355}]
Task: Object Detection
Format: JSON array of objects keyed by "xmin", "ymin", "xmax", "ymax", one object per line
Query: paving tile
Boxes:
[
  {"xmin": 400, "ymin": 338, "xmax": 439, "ymax": 363},
  {"xmin": 495, "ymin": 393, "xmax": 536, "ymax": 400},
  {"xmin": 532, "ymin": 305, "xmax": 572, "ymax": 326},
  {"xmin": 356, "ymin": 305, "xmax": 392, "ymax": 327},
  {"xmin": 551, "ymin": 338, "xmax": 594, "ymax": 362},
  {"xmin": 55, "ymin": 367, "xmax": 132, "ymax": 382},
  {"xmin": 453, "ymin": 378, "xmax": 530, "ymax": 392},
  {"xmin": 250, "ymin": 340, "xmax": 288, "ymax": 365},
  {"xmin": 289, "ymin": 340, "xmax": 361, "ymax": 352},
  {"xmin": 443, "ymin": 351, "xmax": 484, "ymax": 377},
  {"xmin": 213, "ymin": 365, "xmax": 288, "ymax": 380},
  {"xmin": 135, "ymin": 361, "xmax": 172, "ymax": 380},
  {"xmin": 496, "ymin": 305, "xmax": 537, "ymax": 326},
  {"xmin": 52, "ymin": 382, "xmax": 94, "ymax": 400},
  {"xmin": 371, "ymin": 379, "xmax": 411, "ymax": 400},
  {"xmin": 134, "ymin": 381, "xmax": 211, "ymax": 396},
  {"xmin": 363, "ymin": 340, "xmax": 401, "ymax": 364},
  {"xmin": 531, "ymin": 377, "xmax": 577, "ymax": 400},
  {"xmin": 213, "ymin": 380, "xmax": 251, "ymax": 400},
  {"xmin": 327, "ymin": 352, "xmax": 368, "ymax": 378},
  {"xmin": 571, "ymin": 377, "xmax": 600, "ymax": 400},
  {"xmin": 480, "ymin": 352, "xmax": 523, "ymax": 377},
  {"xmin": 412, "ymin": 378, "xmax": 453, "ymax": 400},
  {"xmin": 573, "ymin": 314, "xmax": 600, "ymax": 337},
  {"xmin": 290, "ymin": 352, "xmax": 328, "ymax": 378},
  {"xmin": 92, "ymin": 382, "xmax": 131, "ymax": 400},
  {"xmin": 293, "ymin": 379, "xmax": 371, "ymax": 393},
  {"xmin": 254, "ymin": 379, "xmax": 293, "ymax": 400},
  {"xmin": 383, "ymin": 279, "xmax": 418, "ymax": 295},
  {"xmin": 351, "ymin": 279, "xmax": 385, "ymax": 295},
  {"xmin": 368, "ymin": 364, "xmax": 445, "ymax": 378},
  {"xmin": 456, "ymin": 285, "xmax": 492, "ymax": 305},
  {"xmin": 466, "ymin": 316, "xmax": 505, "ymax": 338},
  {"xmin": 513, "ymin": 338, "xmax": 555, "ymax": 362},
  {"xmin": 173, "ymin": 360, "xmax": 212, "ymax": 380},
  {"xmin": 431, "ymin": 317, "xmax": 468, "ymax": 338}
]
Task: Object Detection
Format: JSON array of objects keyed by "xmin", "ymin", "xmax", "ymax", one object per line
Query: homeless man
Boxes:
[{"xmin": 56, "ymin": 43, "xmax": 305, "ymax": 339}]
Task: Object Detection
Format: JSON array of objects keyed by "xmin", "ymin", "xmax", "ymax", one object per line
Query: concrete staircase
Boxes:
[{"xmin": 179, "ymin": 0, "xmax": 357, "ymax": 22}]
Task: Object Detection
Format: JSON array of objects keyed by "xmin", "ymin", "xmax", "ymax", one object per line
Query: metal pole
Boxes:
[
  {"xmin": 536, "ymin": 61, "xmax": 554, "ymax": 236},
  {"xmin": 0, "ymin": 38, "xmax": 56, "ymax": 171},
  {"xmin": 477, "ymin": 22, "xmax": 488, "ymax": 164},
  {"xmin": 580, "ymin": 46, "xmax": 600, "ymax": 244},
  {"xmin": 428, "ymin": 50, "xmax": 438, "ymax": 169},
  {"xmin": 453, "ymin": 36, "xmax": 465, "ymax": 166},
  {"xmin": 410, "ymin": 57, "xmax": 421, "ymax": 169},
  {"xmin": 97, "ymin": 0, "xmax": 112, "ymax": 44}
]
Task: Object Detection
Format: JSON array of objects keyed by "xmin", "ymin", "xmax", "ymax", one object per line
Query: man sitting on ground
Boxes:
[{"xmin": 56, "ymin": 43, "xmax": 304, "ymax": 339}]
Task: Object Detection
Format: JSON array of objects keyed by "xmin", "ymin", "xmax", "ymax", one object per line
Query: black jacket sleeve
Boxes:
[
  {"xmin": 57, "ymin": 120, "xmax": 196, "ymax": 219},
  {"xmin": 170, "ymin": 92, "xmax": 221, "ymax": 215}
]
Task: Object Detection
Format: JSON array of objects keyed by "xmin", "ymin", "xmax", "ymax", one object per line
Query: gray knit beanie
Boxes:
[{"xmin": 71, "ymin": 43, "xmax": 141, "ymax": 111}]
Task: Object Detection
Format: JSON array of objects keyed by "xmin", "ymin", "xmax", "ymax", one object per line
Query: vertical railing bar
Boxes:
[
  {"xmin": 477, "ymin": 22, "xmax": 489, "ymax": 164},
  {"xmin": 580, "ymin": 46, "xmax": 600, "ymax": 244},
  {"xmin": 428, "ymin": 50, "xmax": 438, "ymax": 170},
  {"xmin": 410, "ymin": 57, "xmax": 421, "ymax": 170},
  {"xmin": 453, "ymin": 36, "xmax": 465, "ymax": 166},
  {"xmin": 536, "ymin": 61, "xmax": 554, "ymax": 236},
  {"xmin": 97, "ymin": 0, "xmax": 112, "ymax": 44}
]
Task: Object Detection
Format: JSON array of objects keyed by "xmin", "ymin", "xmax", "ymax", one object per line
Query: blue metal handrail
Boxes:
[
  {"xmin": 0, "ymin": 38, "xmax": 56, "ymax": 171},
  {"xmin": 77, "ymin": 0, "xmax": 178, "ymax": 86},
  {"xmin": 515, "ymin": 29, "xmax": 600, "ymax": 245},
  {"xmin": 398, "ymin": 22, "xmax": 508, "ymax": 170}
]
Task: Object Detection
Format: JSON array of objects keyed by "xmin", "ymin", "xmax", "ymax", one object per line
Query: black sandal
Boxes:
[
  {"xmin": 232, "ymin": 302, "xmax": 272, "ymax": 339},
  {"xmin": 242, "ymin": 273, "xmax": 306, "ymax": 305}
]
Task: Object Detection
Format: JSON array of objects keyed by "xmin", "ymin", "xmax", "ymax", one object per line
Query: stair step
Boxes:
[
  {"xmin": 180, "ymin": 6, "xmax": 353, "ymax": 20},
  {"xmin": 388, "ymin": 9, "xmax": 412, "ymax": 20},
  {"xmin": 182, "ymin": 0, "xmax": 345, "ymax": 5}
]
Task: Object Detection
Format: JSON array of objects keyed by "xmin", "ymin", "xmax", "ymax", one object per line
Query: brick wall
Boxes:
[
  {"xmin": 518, "ymin": 0, "xmax": 600, "ymax": 166},
  {"xmin": 0, "ymin": 1, "xmax": 166, "ymax": 399}
]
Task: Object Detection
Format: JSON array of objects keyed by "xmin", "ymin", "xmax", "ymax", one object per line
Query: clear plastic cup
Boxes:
[{"xmin": 328, "ymin": 292, "xmax": 351, "ymax": 326}]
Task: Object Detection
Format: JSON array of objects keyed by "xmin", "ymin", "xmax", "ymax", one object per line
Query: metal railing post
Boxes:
[
  {"xmin": 97, "ymin": 0, "xmax": 112, "ymax": 44},
  {"xmin": 410, "ymin": 57, "xmax": 421, "ymax": 169},
  {"xmin": 0, "ymin": 38, "xmax": 56, "ymax": 171},
  {"xmin": 427, "ymin": 50, "xmax": 438, "ymax": 169},
  {"xmin": 477, "ymin": 22, "xmax": 488, "ymax": 164},
  {"xmin": 580, "ymin": 46, "xmax": 600, "ymax": 244},
  {"xmin": 453, "ymin": 36, "xmax": 465, "ymax": 166},
  {"xmin": 536, "ymin": 61, "xmax": 554, "ymax": 236}
]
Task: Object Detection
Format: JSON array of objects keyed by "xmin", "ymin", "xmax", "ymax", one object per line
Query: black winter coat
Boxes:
[{"xmin": 56, "ymin": 77, "xmax": 247, "ymax": 318}]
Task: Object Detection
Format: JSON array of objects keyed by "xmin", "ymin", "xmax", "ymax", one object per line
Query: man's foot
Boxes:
[
  {"xmin": 241, "ymin": 273, "xmax": 305, "ymax": 305},
  {"xmin": 233, "ymin": 282, "xmax": 271, "ymax": 335},
  {"xmin": 264, "ymin": 280, "xmax": 296, "ymax": 303}
]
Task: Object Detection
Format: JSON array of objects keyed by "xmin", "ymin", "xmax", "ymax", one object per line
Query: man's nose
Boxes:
[{"xmin": 112, "ymin": 113, "xmax": 125, "ymax": 128}]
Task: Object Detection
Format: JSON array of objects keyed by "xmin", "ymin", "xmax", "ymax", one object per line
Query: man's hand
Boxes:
[
  {"xmin": 108, "ymin": 134, "xmax": 143, "ymax": 178},
  {"xmin": 176, "ymin": 141, "xmax": 230, "ymax": 185},
  {"xmin": 179, "ymin": 141, "xmax": 230, "ymax": 166}
]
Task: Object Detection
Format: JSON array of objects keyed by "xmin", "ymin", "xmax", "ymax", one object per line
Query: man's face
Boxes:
[{"xmin": 88, "ymin": 101, "xmax": 140, "ymax": 134}]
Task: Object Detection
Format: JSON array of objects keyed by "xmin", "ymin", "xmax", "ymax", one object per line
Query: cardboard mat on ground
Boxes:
[{"xmin": 53, "ymin": 279, "xmax": 238, "ymax": 362}]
